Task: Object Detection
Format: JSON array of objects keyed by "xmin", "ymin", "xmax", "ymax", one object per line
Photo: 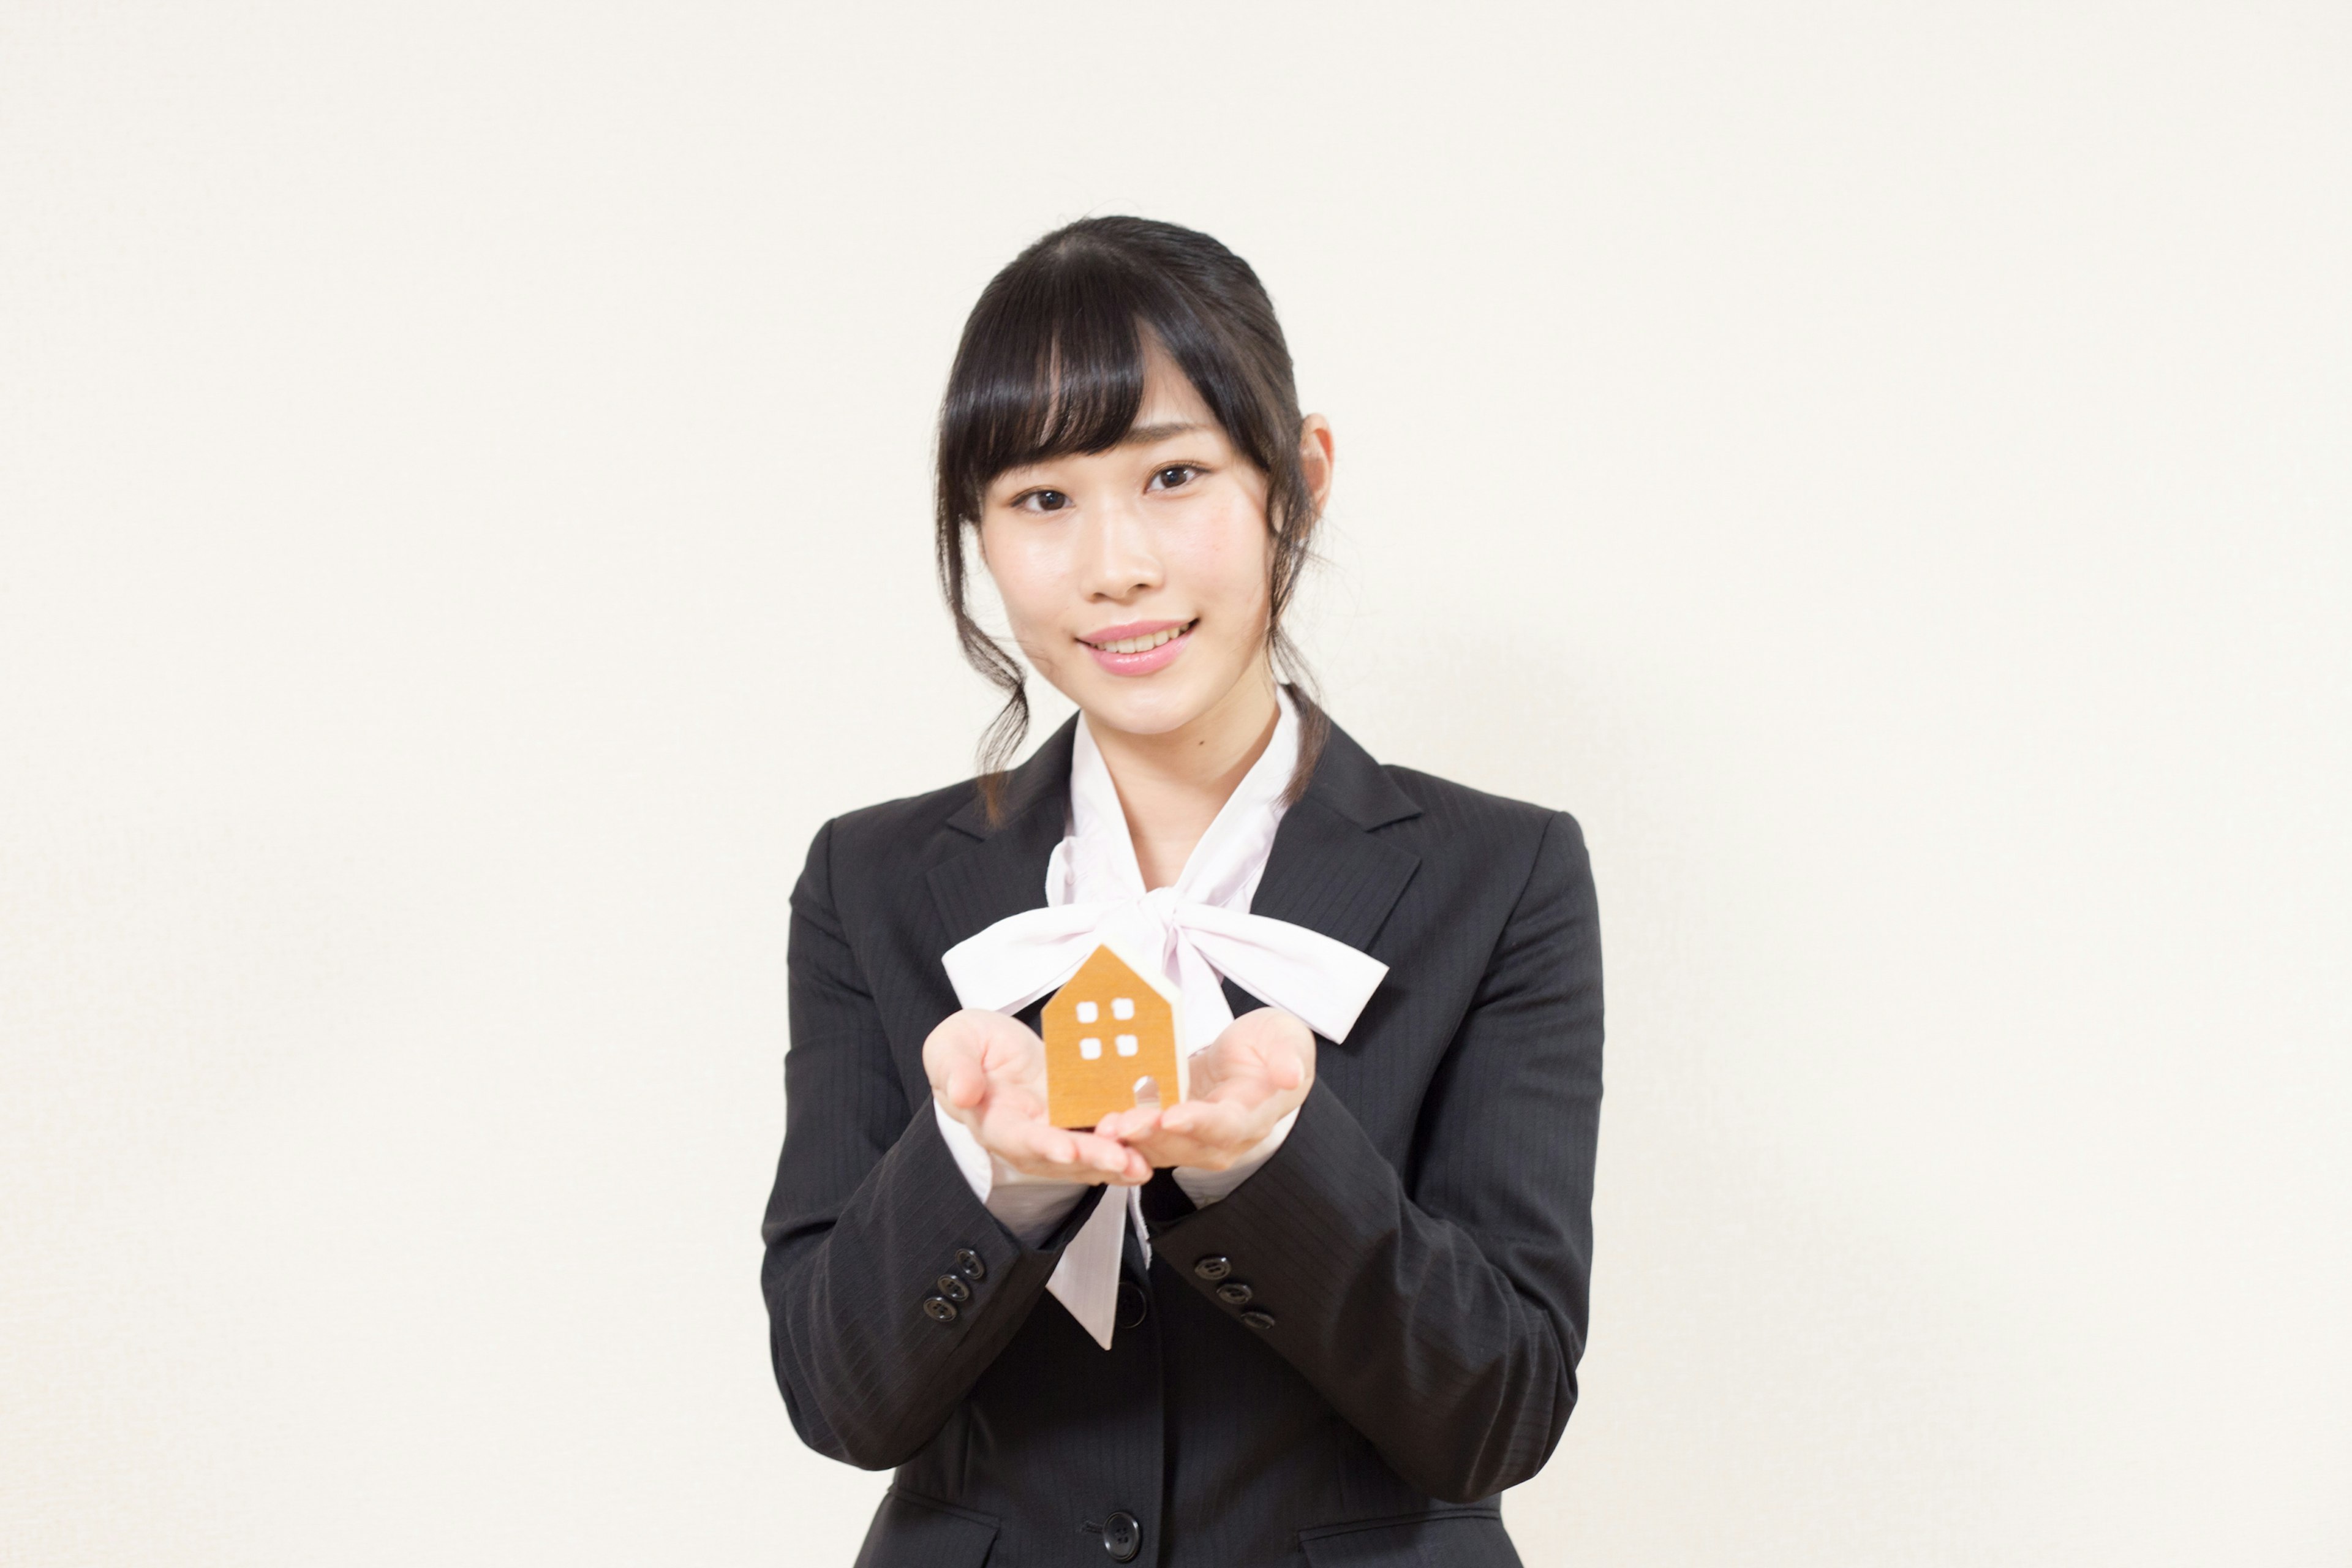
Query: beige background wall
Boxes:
[{"xmin": 3, "ymin": 3, "xmax": 2346, "ymax": 1562}]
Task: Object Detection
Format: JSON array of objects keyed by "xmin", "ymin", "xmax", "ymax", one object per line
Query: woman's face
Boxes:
[{"xmin": 976, "ymin": 349, "xmax": 1329, "ymax": 744}]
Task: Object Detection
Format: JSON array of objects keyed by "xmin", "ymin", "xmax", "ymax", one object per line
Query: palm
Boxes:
[
  {"xmin": 1188, "ymin": 1013, "xmax": 1301, "ymax": 1110},
  {"xmin": 1102, "ymin": 1008, "xmax": 1314, "ymax": 1170},
  {"xmin": 924, "ymin": 1009, "xmax": 1149, "ymax": 1184}
]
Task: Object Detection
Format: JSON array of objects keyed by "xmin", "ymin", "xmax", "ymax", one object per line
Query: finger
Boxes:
[
  {"xmin": 1069, "ymin": 1131, "xmax": 1144, "ymax": 1179},
  {"xmin": 1164, "ymin": 1097, "xmax": 1256, "ymax": 1150},
  {"xmin": 1122, "ymin": 1129, "xmax": 1219, "ymax": 1172},
  {"xmin": 979, "ymin": 1011, "xmax": 1047, "ymax": 1061},
  {"xmin": 1014, "ymin": 1122, "xmax": 1100, "ymax": 1174},
  {"xmin": 1097, "ymin": 1106, "xmax": 1160, "ymax": 1144},
  {"xmin": 946, "ymin": 1060, "xmax": 989, "ymax": 1109},
  {"xmin": 1001, "ymin": 1126, "xmax": 1146, "ymax": 1185}
]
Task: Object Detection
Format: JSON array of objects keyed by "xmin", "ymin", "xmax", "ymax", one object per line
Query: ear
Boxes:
[{"xmin": 1298, "ymin": 414, "xmax": 1336, "ymax": 516}]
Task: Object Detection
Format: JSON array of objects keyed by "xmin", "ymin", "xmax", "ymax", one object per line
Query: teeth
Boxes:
[{"xmin": 1093, "ymin": 622, "xmax": 1189, "ymax": 654}]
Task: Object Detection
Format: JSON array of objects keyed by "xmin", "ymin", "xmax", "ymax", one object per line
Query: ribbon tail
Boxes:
[
  {"xmin": 1177, "ymin": 906, "xmax": 1390, "ymax": 1044},
  {"xmin": 1046, "ymin": 1187, "xmax": 1128, "ymax": 1351}
]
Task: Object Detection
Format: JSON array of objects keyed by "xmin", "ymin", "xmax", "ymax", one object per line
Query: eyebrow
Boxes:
[{"xmin": 1116, "ymin": 420, "xmax": 1209, "ymax": 447}]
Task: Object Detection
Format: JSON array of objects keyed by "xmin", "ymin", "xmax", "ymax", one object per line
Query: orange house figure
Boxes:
[{"xmin": 1041, "ymin": 940, "xmax": 1185, "ymax": 1129}]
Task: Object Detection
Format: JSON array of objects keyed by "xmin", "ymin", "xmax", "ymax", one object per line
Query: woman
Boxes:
[{"xmin": 761, "ymin": 216, "xmax": 1604, "ymax": 1568}]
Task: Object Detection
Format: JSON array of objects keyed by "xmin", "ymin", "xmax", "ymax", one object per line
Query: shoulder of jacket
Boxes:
[
  {"xmin": 1376, "ymin": 763, "xmax": 1578, "ymax": 843},
  {"xmin": 821, "ymin": 775, "xmax": 983, "ymax": 855}
]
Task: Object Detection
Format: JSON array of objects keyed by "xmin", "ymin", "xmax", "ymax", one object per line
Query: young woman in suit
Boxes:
[{"xmin": 761, "ymin": 216, "xmax": 1604, "ymax": 1568}]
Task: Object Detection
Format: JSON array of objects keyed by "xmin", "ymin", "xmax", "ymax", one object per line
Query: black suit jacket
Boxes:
[{"xmin": 761, "ymin": 704, "xmax": 1604, "ymax": 1567}]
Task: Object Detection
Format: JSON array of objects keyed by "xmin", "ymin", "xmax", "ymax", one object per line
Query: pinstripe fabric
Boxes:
[{"xmin": 761, "ymin": 704, "xmax": 1603, "ymax": 1567}]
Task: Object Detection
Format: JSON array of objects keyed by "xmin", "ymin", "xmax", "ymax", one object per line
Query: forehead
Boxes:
[{"xmin": 1131, "ymin": 341, "xmax": 1216, "ymax": 426}]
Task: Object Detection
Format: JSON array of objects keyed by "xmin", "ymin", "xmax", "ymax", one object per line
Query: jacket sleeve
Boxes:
[
  {"xmin": 1143, "ymin": 809, "xmax": 1604, "ymax": 1503},
  {"xmin": 759, "ymin": 816, "xmax": 1107, "ymax": 1469}
]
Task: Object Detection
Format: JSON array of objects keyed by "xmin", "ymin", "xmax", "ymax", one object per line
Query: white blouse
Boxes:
[{"xmin": 934, "ymin": 684, "xmax": 1389, "ymax": 1348}]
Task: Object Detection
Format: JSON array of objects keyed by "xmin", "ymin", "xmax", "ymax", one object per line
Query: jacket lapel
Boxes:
[
  {"xmin": 927, "ymin": 715, "xmax": 1079, "ymax": 951},
  {"xmin": 1246, "ymin": 710, "xmax": 1423, "ymax": 954}
]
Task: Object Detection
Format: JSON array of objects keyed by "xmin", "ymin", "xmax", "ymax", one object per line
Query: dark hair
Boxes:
[{"xmin": 934, "ymin": 215, "xmax": 1330, "ymax": 824}]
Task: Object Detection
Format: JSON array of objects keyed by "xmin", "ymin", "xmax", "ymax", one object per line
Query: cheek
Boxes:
[
  {"xmin": 1178, "ymin": 506, "xmax": 1273, "ymax": 627},
  {"xmin": 978, "ymin": 526, "xmax": 1065, "ymax": 630}
]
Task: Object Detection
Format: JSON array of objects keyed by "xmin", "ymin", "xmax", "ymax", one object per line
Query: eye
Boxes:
[
  {"xmin": 1012, "ymin": 488, "xmax": 1072, "ymax": 513},
  {"xmin": 1145, "ymin": 464, "xmax": 1200, "ymax": 492}
]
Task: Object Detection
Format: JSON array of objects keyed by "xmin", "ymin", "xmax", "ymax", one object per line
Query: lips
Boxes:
[
  {"xmin": 1079, "ymin": 619, "xmax": 1195, "ymax": 655},
  {"xmin": 1079, "ymin": 617, "xmax": 1197, "ymax": 677}
]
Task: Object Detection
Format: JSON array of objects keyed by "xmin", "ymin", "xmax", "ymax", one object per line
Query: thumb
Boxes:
[{"xmin": 945, "ymin": 1058, "xmax": 987, "ymax": 1109}]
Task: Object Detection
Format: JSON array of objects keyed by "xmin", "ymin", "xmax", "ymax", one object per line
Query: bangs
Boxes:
[
  {"xmin": 948, "ymin": 268, "xmax": 1153, "ymax": 508},
  {"xmin": 938, "ymin": 234, "xmax": 1280, "ymax": 525}
]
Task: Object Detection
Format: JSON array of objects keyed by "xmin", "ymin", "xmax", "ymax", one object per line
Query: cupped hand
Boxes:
[
  {"xmin": 1095, "ymin": 1007, "xmax": 1316, "ymax": 1170},
  {"xmin": 923, "ymin": 1008, "xmax": 1152, "ymax": 1185}
]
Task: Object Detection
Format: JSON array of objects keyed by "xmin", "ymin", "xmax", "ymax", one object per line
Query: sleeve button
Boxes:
[
  {"xmin": 922, "ymin": 1296, "xmax": 959, "ymax": 1325},
  {"xmin": 952, "ymin": 1248, "xmax": 987, "ymax": 1281},
  {"xmin": 1214, "ymin": 1281, "xmax": 1253, "ymax": 1306},
  {"xmin": 1239, "ymin": 1309, "xmax": 1276, "ymax": 1330},
  {"xmin": 937, "ymin": 1275, "xmax": 972, "ymax": 1305},
  {"xmin": 1192, "ymin": 1254, "xmax": 1232, "ymax": 1281}
]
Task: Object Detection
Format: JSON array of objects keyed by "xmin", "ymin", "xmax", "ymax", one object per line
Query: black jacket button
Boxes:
[
  {"xmin": 952, "ymin": 1248, "xmax": 987, "ymax": 1282},
  {"xmin": 1240, "ymin": 1309, "xmax": 1275, "ymax": 1330},
  {"xmin": 1193, "ymin": 1254, "xmax": 1232, "ymax": 1281},
  {"xmin": 1214, "ymin": 1281, "xmax": 1253, "ymax": 1306},
  {"xmin": 922, "ymin": 1295, "xmax": 959, "ymax": 1325},
  {"xmin": 1102, "ymin": 1510, "xmax": 1141, "ymax": 1561},
  {"xmin": 937, "ymin": 1275, "xmax": 972, "ymax": 1305},
  {"xmin": 1117, "ymin": 1280, "xmax": 1149, "ymax": 1327}
]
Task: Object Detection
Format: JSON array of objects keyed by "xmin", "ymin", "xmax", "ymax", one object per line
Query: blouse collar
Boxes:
[{"xmin": 1054, "ymin": 683, "xmax": 1300, "ymax": 913}]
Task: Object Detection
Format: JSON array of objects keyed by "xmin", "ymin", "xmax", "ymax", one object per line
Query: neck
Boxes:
[{"xmin": 1087, "ymin": 668, "xmax": 1282, "ymax": 891}]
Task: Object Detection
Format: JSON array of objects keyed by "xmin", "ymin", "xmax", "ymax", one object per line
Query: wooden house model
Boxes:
[{"xmin": 1041, "ymin": 940, "xmax": 1185, "ymax": 1129}]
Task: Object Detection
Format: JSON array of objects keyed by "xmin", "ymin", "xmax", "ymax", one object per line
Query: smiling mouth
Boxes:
[{"xmin": 1079, "ymin": 619, "xmax": 1197, "ymax": 654}]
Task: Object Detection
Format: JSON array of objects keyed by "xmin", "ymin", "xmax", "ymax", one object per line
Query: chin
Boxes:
[
  {"xmin": 1074, "ymin": 673, "xmax": 1222, "ymax": 739},
  {"xmin": 1080, "ymin": 690, "xmax": 1202, "ymax": 738}
]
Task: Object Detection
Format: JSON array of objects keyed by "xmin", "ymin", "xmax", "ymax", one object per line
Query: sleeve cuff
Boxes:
[{"xmin": 931, "ymin": 1096, "xmax": 1093, "ymax": 1248}]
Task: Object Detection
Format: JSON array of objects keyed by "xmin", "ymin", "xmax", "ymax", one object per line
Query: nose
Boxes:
[{"xmin": 1077, "ymin": 495, "xmax": 1162, "ymax": 601}]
